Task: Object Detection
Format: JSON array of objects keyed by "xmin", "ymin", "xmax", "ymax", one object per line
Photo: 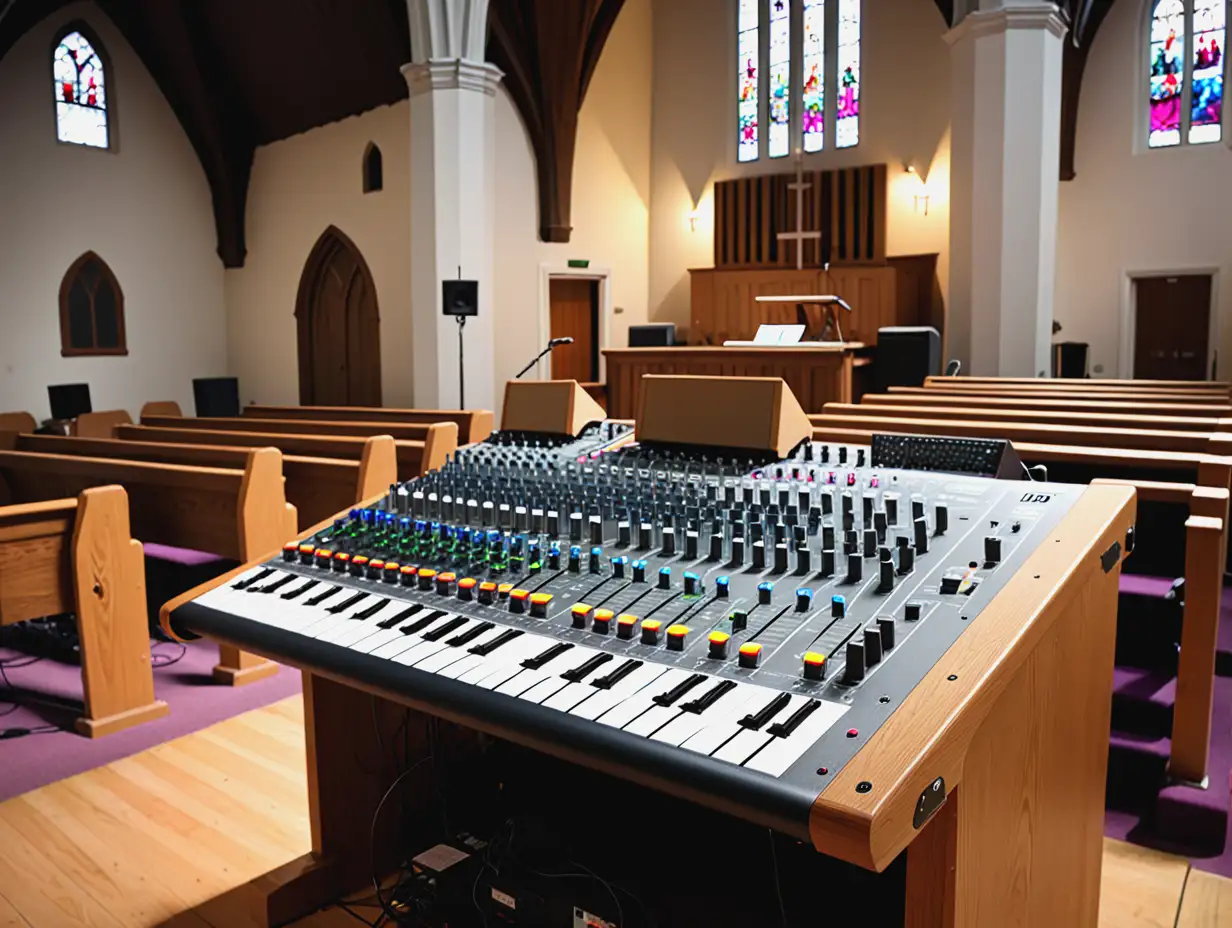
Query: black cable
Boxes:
[
  {"xmin": 767, "ymin": 828, "xmax": 787, "ymax": 928},
  {"xmin": 150, "ymin": 641, "xmax": 187, "ymax": 667},
  {"xmin": 370, "ymin": 754, "xmax": 433, "ymax": 925}
]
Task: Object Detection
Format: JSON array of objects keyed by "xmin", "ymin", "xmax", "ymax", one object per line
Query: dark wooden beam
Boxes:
[
  {"xmin": 1059, "ymin": 0, "xmax": 1115, "ymax": 181},
  {"xmin": 487, "ymin": 0, "xmax": 626, "ymax": 244}
]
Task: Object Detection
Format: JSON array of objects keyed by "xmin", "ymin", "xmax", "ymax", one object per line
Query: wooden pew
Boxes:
[
  {"xmin": 140, "ymin": 400, "xmax": 183, "ymax": 418},
  {"xmin": 0, "ymin": 449, "xmax": 294, "ymax": 685},
  {"xmin": 119, "ymin": 423, "xmax": 452, "ymax": 482},
  {"xmin": 860, "ymin": 392, "xmax": 1232, "ymax": 418},
  {"xmin": 6, "ymin": 433, "xmax": 395, "ymax": 530},
  {"xmin": 925, "ymin": 375, "xmax": 1229, "ymax": 395},
  {"xmin": 73, "ymin": 409, "xmax": 133, "ymax": 438},
  {"xmin": 890, "ymin": 385, "xmax": 1229, "ymax": 405},
  {"xmin": 141, "ymin": 413, "xmax": 454, "ymax": 448},
  {"xmin": 0, "ymin": 486, "xmax": 168, "ymax": 737},
  {"xmin": 0, "ymin": 412, "xmax": 36, "ymax": 433},
  {"xmin": 241, "ymin": 403, "xmax": 494, "ymax": 444},
  {"xmin": 821, "ymin": 402, "xmax": 1232, "ymax": 433}
]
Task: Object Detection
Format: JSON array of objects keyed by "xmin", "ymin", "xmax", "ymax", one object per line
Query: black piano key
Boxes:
[
  {"xmin": 234, "ymin": 568, "xmax": 274, "ymax": 590},
  {"xmin": 522, "ymin": 642, "xmax": 573, "ymax": 670},
  {"xmin": 350, "ymin": 598, "xmax": 389, "ymax": 621},
  {"xmin": 254, "ymin": 573, "xmax": 296, "ymax": 594},
  {"xmin": 680, "ymin": 679, "xmax": 738, "ymax": 714},
  {"xmin": 447, "ymin": 621, "xmax": 495, "ymax": 647},
  {"xmin": 590, "ymin": 659, "xmax": 643, "ymax": 690},
  {"xmin": 326, "ymin": 592, "xmax": 369, "ymax": 615},
  {"xmin": 653, "ymin": 673, "xmax": 707, "ymax": 707},
  {"xmin": 304, "ymin": 585, "xmax": 343, "ymax": 607},
  {"xmin": 378, "ymin": 603, "xmax": 423, "ymax": 630},
  {"xmin": 767, "ymin": 698, "xmax": 821, "ymax": 738},
  {"xmin": 739, "ymin": 692, "xmax": 792, "ymax": 730},
  {"xmin": 281, "ymin": 579, "xmax": 320, "ymax": 600},
  {"xmin": 561, "ymin": 653, "xmax": 613, "ymax": 683},
  {"xmin": 421, "ymin": 616, "xmax": 467, "ymax": 641},
  {"xmin": 399, "ymin": 609, "xmax": 447, "ymax": 636},
  {"xmin": 469, "ymin": 628, "xmax": 523, "ymax": 656}
]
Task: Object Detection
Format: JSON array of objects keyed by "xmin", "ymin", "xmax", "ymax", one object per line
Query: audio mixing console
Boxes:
[{"xmin": 167, "ymin": 390, "xmax": 1086, "ymax": 840}]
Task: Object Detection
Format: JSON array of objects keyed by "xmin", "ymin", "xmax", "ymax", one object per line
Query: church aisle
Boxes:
[{"xmin": 0, "ymin": 694, "xmax": 1218, "ymax": 928}]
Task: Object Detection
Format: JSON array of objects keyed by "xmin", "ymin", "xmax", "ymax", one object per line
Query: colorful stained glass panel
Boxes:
[
  {"xmin": 836, "ymin": 0, "xmax": 861, "ymax": 149},
  {"xmin": 1149, "ymin": 0, "xmax": 1185, "ymax": 148},
  {"xmin": 54, "ymin": 31, "xmax": 108, "ymax": 149},
  {"xmin": 802, "ymin": 0, "xmax": 825, "ymax": 153},
  {"xmin": 1190, "ymin": 0, "xmax": 1225, "ymax": 143},
  {"xmin": 768, "ymin": 0, "xmax": 791, "ymax": 157},
  {"xmin": 737, "ymin": 0, "xmax": 759, "ymax": 162}
]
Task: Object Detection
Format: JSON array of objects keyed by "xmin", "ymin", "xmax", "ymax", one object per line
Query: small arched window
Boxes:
[
  {"xmin": 53, "ymin": 26, "xmax": 110, "ymax": 149},
  {"xmin": 363, "ymin": 142, "xmax": 383, "ymax": 193},
  {"xmin": 59, "ymin": 252, "xmax": 127, "ymax": 357},
  {"xmin": 1148, "ymin": 0, "xmax": 1225, "ymax": 148}
]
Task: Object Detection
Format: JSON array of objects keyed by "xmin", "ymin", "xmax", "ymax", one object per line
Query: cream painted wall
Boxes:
[
  {"xmin": 225, "ymin": 102, "xmax": 412, "ymax": 406},
  {"xmin": 0, "ymin": 3, "xmax": 225, "ymax": 421},
  {"xmin": 493, "ymin": 0, "xmax": 653, "ymax": 390},
  {"xmin": 649, "ymin": 0, "xmax": 952, "ymax": 337},
  {"xmin": 1055, "ymin": 0, "xmax": 1232, "ymax": 378}
]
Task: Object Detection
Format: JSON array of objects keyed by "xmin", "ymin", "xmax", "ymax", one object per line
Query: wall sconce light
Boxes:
[
  {"xmin": 905, "ymin": 164, "xmax": 930, "ymax": 216},
  {"xmin": 688, "ymin": 209, "xmax": 701, "ymax": 233}
]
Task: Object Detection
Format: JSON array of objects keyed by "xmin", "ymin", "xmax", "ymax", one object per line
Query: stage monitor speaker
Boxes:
[
  {"xmin": 876, "ymin": 326, "xmax": 940, "ymax": 392},
  {"xmin": 628, "ymin": 323, "xmax": 676, "ymax": 347},
  {"xmin": 48, "ymin": 383, "xmax": 92, "ymax": 420},
  {"xmin": 442, "ymin": 280, "xmax": 479, "ymax": 317},
  {"xmin": 1052, "ymin": 342, "xmax": 1089, "ymax": 379},
  {"xmin": 193, "ymin": 377, "xmax": 240, "ymax": 417}
]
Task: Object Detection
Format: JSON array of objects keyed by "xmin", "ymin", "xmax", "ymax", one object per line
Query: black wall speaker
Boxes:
[
  {"xmin": 1052, "ymin": 342, "xmax": 1089, "ymax": 379},
  {"xmin": 442, "ymin": 280, "xmax": 479, "ymax": 317},
  {"xmin": 193, "ymin": 377, "xmax": 241, "ymax": 417},
  {"xmin": 876, "ymin": 326, "xmax": 941, "ymax": 392}
]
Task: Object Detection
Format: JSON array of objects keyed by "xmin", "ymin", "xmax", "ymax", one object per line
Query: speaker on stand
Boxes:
[{"xmin": 442, "ymin": 278, "xmax": 479, "ymax": 407}]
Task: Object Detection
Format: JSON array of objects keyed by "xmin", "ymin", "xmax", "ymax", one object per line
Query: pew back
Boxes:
[
  {"xmin": 860, "ymin": 392, "xmax": 1232, "ymax": 418},
  {"xmin": 0, "ymin": 411, "xmax": 37, "ymax": 433},
  {"xmin": 819, "ymin": 403, "xmax": 1232, "ymax": 433},
  {"xmin": 73, "ymin": 409, "xmax": 133, "ymax": 438},
  {"xmin": 924, "ymin": 376, "xmax": 1228, "ymax": 395},
  {"xmin": 241, "ymin": 403, "xmax": 494, "ymax": 444},
  {"xmin": 890, "ymin": 385, "xmax": 1229, "ymax": 405}
]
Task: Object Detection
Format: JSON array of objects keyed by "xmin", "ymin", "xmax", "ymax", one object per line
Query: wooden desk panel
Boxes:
[{"xmin": 602, "ymin": 346, "xmax": 857, "ymax": 419}]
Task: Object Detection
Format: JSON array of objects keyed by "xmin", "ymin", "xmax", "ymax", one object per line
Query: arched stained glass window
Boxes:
[
  {"xmin": 53, "ymin": 28, "xmax": 109, "ymax": 149},
  {"xmin": 363, "ymin": 142, "xmax": 384, "ymax": 193},
  {"xmin": 1149, "ymin": 0, "xmax": 1225, "ymax": 148},
  {"xmin": 738, "ymin": 0, "xmax": 861, "ymax": 161},
  {"xmin": 59, "ymin": 252, "xmax": 126, "ymax": 357}
]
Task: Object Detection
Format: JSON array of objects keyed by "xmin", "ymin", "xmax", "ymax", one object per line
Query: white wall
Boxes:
[
  {"xmin": 225, "ymin": 102, "xmax": 412, "ymax": 407},
  {"xmin": 493, "ymin": 0, "xmax": 653, "ymax": 389},
  {"xmin": 649, "ymin": 0, "xmax": 953, "ymax": 336},
  {"xmin": 1055, "ymin": 0, "xmax": 1232, "ymax": 377},
  {"xmin": 0, "ymin": 3, "xmax": 226, "ymax": 421}
]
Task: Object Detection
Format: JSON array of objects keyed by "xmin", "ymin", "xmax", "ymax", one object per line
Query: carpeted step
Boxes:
[
  {"xmin": 1111, "ymin": 666, "xmax": 1175, "ymax": 740},
  {"xmin": 1115, "ymin": 585, "xmax": 1182, "ymax": 672},
  {"xmin": 1107, "ymin": 730, "xmax": 1170, "ymax": 813},
  {"xmin": 1154, "ymin": 780, "xmax": 1230, "ymax": 855}
]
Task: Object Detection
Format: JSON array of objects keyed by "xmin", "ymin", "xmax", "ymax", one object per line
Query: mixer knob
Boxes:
[
  {"xmin": 839, "ymin": 446, "xmax": 848, "ymax": 465},
  {"xmin": 863, "ymin": 529, "xmax": 877, "ymax": 559},
  {"xmin": 661, "ymin": 527, "xmax": 676, "ymax": 556},
  {"xmin": 641, "ymin": 619, "xmax": 663, "ymax": 646},
  {"xmin": 684, "ymin": 530, "xmax": 699, "ymax": 560},
  {"xmin": 611, "ymin": 556, "xmax": 628, "ymax": 579},
  {"xmin": 911, "ymin": 498, "xmax": 925, "ymax": 522},
  {"xmin": 877, "ymin": 616, "xmax": 896, "ymax": 649},
  {"xmin": 845, "ymin": 554, "xmax": 863, "ymax": 583},
  {"xmin": 905, "ymin": 601, "xmax": 922, "ymax": 622},
  {"xmin": 508, "ymin": 589, "xmax": 529, "ymax": 613},
  {"xmin": 773, "ymin": 541, "xmax": 789, "ymax": 574},
  {"xmin": 821, "ymin": 490, "xmax": 834, "ymax": 516},
  {"xmin": 874, "ymin": 510, "xmax": 888, "ymax": 542},
  {"xmin": 984, "ymin": 536, "xmax": 1002, "ymax": 565},
  {"xmin": 589, "ymin": 516, "xmax": 604, "ymax": 545},
  {"xmin": 803, "ymin": 652, "xmax": 827, "ymax": 681},
  {"xmin": 481, "ymin": 500, "xmax": 495, "ymax": 526},
  {"xmin": 862, "ymin": 493, "xmax": 876, "ymax": 527},
  {"xmin": 436, "ymin": 572, "xmax": 456, "ymax": 596},
  {"xmin": 658, "ymin": 567, "xmax": 672, "ymax": 590},
  {"xmin": 569, "ymin": 512, "xmax": 583, "ymax": 542},
  {"xmin": 632, "ymin": 560, "xmax": 647, "ymax": 583},
  {"xmin": 820, "ymin": 445, "xmax": 830, "ymax": 463},
  {"xmin": 731, "ymin": 538, "xmax": 745, "ymax": 566},
  {"xmin": 666, "ymin": 625, "xmax": 689, "ymax": 651},
  {"xmin": 831, "ymin": 595, "xmax": 846, "ymax": 618},
  {"xmin": 498, "ymin": 503, "xmax": 512, "ymax": 529},
  {"xmin": 757, "ymin": 581, "xmax": 773, "ymax": 605},
  {"xmin": 709, "ymin": 533, "xmax": 724, "ymax": 561},
  {"xmin": 617, "ymin": 521, "xmax": 631, "ymax": 547},
  {"xmin": 935, "ymin": 505, "xmax": 948, "ymax": 536},
  {"xmin": 857, "ymin": 448, "xmax": 866, "ymax": 468},
  {"xmin": 568, "ymin": 546, "xmax": 581, "ymax": 572},
  {"xmin": 639, "ymin": 523, "xmax": 653, "ymax": 550},
  {"xmin": 716, "ymin": 576, "xmax": 730, "ymax": 598},
  {"xmin": 843, "ymin": 530, "xmax": 858, "ymax": 555},
  {"xmin": 478, "ymin": 580, "xmax": 498, "ymax": 605},
  {"xmin": 749, "ymin": 540, "xmax": 765, "ymax": 569},
  {"xmin": 708, "ymin": 631, "xmax": 730, "ymax": 660},
  {"xmin": 589, "ymin": 546, "xmax": 603, "ymax": 574},
  {"xmin": 795, "ymin": 546, "xmax": 811, "ymax": 575},
  {"xmin": 878, "ymin": 559, "xmax": 895, "ymax": 594},
  {"xmin": 571, "ymin": 604, "xmax": 592, "ymax": 629},
  {"xmin": 617, "ymin": 614, "xmax": 637, "ymax": 639},
  {"xmin": 844, "ymin": 642, "xmax": 866, "ymax": 684},
  {"xmin": 820, "ymin": 548, "xmax": 836, "ymax": 577},
  {"xmin": 457, "ymin": 577, "xmax": 477, "ymax": 601},
  {"xmin": 841, "ymin": 492, "xmax": 854, "ymax": 517},
  {"xmin": 898, "ymin": 544, "xmax": 915, "ymax": 574},
  {"xmin": 797, "ymin": 489, "xmax": 811, "ymax": 512},
  {"xmin": 684, "ymin": 572, "xmax": 701, "ymax": 596},
  {"xmin": 531, "ymin": 508, "xmax": 545, "ymax": 533},
  {"xmin": 592, "ymin": 609, "xmax": 614, "ymax": 635},
  {"xmin": 822, "ymin": 524, "xmax": 836, "ymax": 550},
  {"xmin": 548, "ymin": 545, "xmax": 561, "ymax": 571},
  {"xmin": 796, "ymin": 588, "xmax": 813, "ymax": 612},
  {"xmin": 547, "ymin": 510, "xmax": 561, "ymax": 536},
  {"xmin": 729, "ymin": 610, "xmax": 749, "ymax": 633},
  {"xmin": 885, "ymin": 494, "xmax": 899, "ymax": 525},
  {"xmin": 738, "ymin": 642, "xmax": 763, "ymax": 669}
]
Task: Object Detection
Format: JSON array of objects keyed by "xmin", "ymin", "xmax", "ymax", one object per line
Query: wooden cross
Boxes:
[{"xmin": 777, "ymin": 151, "xmax": 822, "ymax": 270}]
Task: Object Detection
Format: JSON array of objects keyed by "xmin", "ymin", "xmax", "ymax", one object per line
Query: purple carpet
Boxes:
[{"xmin": 0, "ymin": 638, "xmax": 301, "ymax": 804}]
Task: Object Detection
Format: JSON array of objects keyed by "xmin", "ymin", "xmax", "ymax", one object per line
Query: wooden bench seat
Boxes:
[
  {"xmin": 241, "ymin": 403, "xmax": 494, "ymax": 444},
  {"xmin": 0, "ymin": 486, "xmax": 168, "ymax": 737},
  {"xmin": 924, "ymin": 375, "xmax": 1229, "ymax": 395},
  {"xmin": 820, "ymin": 402, "xmax": 1232, "ymax": 433},
  {"xmin": 860, "ymin": 392, "xmax": 1232, "ymax": 418},
  {"xmin": 140, "ymin": 414, "xmax": 457, "ymax": 452},
  {"xmin": 890, "ymin": 385, "xmax": 1230, "ymax": 405}
]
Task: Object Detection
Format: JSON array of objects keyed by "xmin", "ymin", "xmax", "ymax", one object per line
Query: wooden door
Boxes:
[
  {"xmin": 296, "ymin": 226, "xmax": 382, "ymax": 405},
  {"xmin": 1134, "ymin": 275, "xmax": 1212, "ymax": 381},
  {"xmin": 548, "ymin": 278, "xmax": 598, "ymax": 382}
]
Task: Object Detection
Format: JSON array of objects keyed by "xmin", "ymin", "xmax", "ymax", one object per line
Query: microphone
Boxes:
[
  {"xmin": 549, "ymin": 337, "xmax": 574, "ymax": 347},
  {"xmin": 515, "ymin": 337, "xmax": 575, "ymax": 379}
]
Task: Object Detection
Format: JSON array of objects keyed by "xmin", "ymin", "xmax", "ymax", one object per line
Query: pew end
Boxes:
[
  {"xmin": 73, "ymin": 409, "xmax": 134, "ymax": 439},
  {"xmin": 0, "ymin": 411, "xmax": 36, "ymax": 433},
  {"xmin": 140, "ymin": 400, "xmax": 183, "ymax": 418}
]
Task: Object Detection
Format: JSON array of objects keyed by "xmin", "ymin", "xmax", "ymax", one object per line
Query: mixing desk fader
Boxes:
[{"xmin": 166, "ymin": 379, "xmax": 1091, "ymax": 840}]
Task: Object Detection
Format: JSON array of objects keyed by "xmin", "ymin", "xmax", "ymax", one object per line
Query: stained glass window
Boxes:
[
  {"xmin": 802, "ymin": 0, "xmax": 825, "ymax": 153},
  {"xmin": 59, "ymin": 252, "xmax": 126, "ymax": 357},
  {"xmin": 737, "ymin": 0, "xmax": 759, "ymax": 163},
  {"xmin": 1150, "ymin": 0, "xmax": 1187, "ymax": 147},
  {"xmin": 768, "ymin": 0, "xmax": 791, "ymax": 157},
  {"xmin": 1190, "ymin": 0, "xmax": 1225, "ymax": 143},
  {"xmin": 53, "ymin": 30, "xmax": 108, "ymax": 149},
  {"xmin": 836, "ymin": 0, "xmax": 861, "ymax": 149}
]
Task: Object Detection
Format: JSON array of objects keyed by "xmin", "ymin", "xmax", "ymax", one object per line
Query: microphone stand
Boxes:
[{"xmin": 515, "ymin": 342, "xmax": 558, "ymax": 380}]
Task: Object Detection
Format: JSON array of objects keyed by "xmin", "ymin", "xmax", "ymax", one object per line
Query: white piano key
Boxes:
[
  {"xmin": 651, "ymin": 684, "xmax": 770, "ymax": 748},
  {"xmin": 436, "ymin": 653, "xmax": 486, "ymax": 680},
  {"xmin": 624, "ymin": 702, "xmax": 682, "ymax": 738},
  {"xmin": 692, "ymin": 692, "xmax": 809, "ymax": 763},
  {"xmin": 597, "ymin": 668, "xmax": 690, "ymax": 730},
  {"xmin": 392, "ymin": 639, "xmax": 449, "ymax": 666},
  {"xmin": 743, "ymin": 700, "xmax": 849, "ymax": 777},
  {"xmin": 516, "ymin": 647, "xmax": 600, "ymax": 703},
  {"xmin": 518, "ymin": 674, "xmax": 571, "ymax": 704},
  {"xmin": 412, "ymin": 640, "xmax": 480, "ymax": 674},
  {"xmin": 542, "ymin": 680, "xmax": 601, "ymax": 712},
  {"xmin": 305, "ymin": 594, "xmax": 376, "ymax": 640},
  {"xmin": 347, "ymin": 626, "xmax": 406, "ymax": 654},
  {"xmin": 368, "ymin": 615, "xmax": 455, "ymax": 659},
  {"xmin": 458, "ymin": 636, "xmax": 549, "ymax": 688},
  {"xmin": 569, "ymin": 664, "xmax": 667, "ymax": 722}
]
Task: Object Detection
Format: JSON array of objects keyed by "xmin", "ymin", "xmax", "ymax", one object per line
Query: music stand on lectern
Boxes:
[{"xmin": 753, "ymin": 295, "xmax": 853, "ymax": 343}]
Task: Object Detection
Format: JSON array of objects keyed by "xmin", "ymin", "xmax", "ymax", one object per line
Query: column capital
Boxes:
[
  {"xmin": 944, "ymin": 3, "xmax": 1068, "ymax": 46},
  {"xmin": 401, "ymin": 58, "xmax": 504, "ymax": 97},
  {"xmin": 407, "ymin": 0, "xmax": 490, "ymax": 62}
]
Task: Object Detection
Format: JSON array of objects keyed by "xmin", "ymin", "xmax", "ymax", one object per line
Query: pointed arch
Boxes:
[
  {"xmin": 52, "ymin": 21, "xmax": 113, "ymax": 150},
  {"xmin": 362, "ymin": 141, "xmax": 384, "ymax": 193},
  {"xmin": 295, "ymin": 226, "xmax": 382, "ymax": 406},
  {"xmin": 59, "ymin": 251, "xmax": 127, "ymax": 357}
]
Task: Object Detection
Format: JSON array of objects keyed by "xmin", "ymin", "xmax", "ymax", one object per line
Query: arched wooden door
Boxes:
[{"xmin": 295, "ymin": 226, "xmax": 382, "ymax": 406}]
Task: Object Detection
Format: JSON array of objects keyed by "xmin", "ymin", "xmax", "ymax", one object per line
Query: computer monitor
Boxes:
[
  {"xmin": 628, "ymin": 323, "xmax": 676, "ymax": 347},
  {"xmin": 47, "ymin": 383, "xmax": 92, "ymax": 420},
  {"xmin": 192, "ymin": 377, "xmax": 240, "ymax": 418}
]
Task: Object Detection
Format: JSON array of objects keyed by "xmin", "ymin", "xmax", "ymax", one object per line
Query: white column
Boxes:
[
  {"xmin": 946, "ymin": 1, "xmax": 1067, "ymax": 377},
  {"xmin": 403, "ymin": 0, "xmax": 502, "ymax": 410}
]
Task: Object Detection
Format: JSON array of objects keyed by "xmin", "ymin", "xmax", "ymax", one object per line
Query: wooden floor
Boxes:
[{"xmin": 0, "ymin": 695, "xmax": 1229, "ymax": 928}]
